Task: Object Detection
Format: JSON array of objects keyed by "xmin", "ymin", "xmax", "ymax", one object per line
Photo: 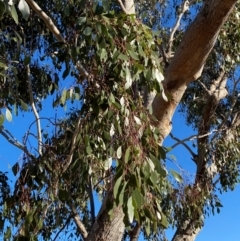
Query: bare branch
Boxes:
[
  {"xmin": 25, "ymin": 0, "xmax": 65, "ymax": 42},
  {"xmin": 167, "ymin": 0, "xmax": 189, "ymax": 55},
  {"xmin": 197, "ymin": 79, "xmax": 211, "ymax": 95},
  {"xmin": 169, "ymin": 133, "xmax": 197, "ymax": 163},
  {"xmin": 52, "ymin": 216, "xmax": 72, "ymax": 241},
  {"xmin": 26, "ymin": 64, "xmax": 42, "ymax": 156},
  {"xmin": 71, "ymin": 204, "xmax": 88, "ymax": 239},
  {"xmin": 170, "ymin": 129, "xmax": 220, "ymax": 150},
  {"xmin": 0, "ymin": 126, "xmax": 26, "ymax": 152}
]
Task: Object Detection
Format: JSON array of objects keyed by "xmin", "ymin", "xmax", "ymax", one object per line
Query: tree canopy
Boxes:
[{"xmin": 0, "ymin": 0, "xmax": 240, "ymax": 241}]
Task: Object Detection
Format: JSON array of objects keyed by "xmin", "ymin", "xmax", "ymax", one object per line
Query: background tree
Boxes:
[{"xmin": 0, "ymin": 0, "xmax": 240, "ymax": 241}]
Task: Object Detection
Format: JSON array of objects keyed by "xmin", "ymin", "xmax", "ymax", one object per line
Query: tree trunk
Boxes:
[
  {"xmin": 86, "ymin": 188, "xmax": 125, "ymax": 241},
  {"xmin": 171, "ymin": 221, "xmax": 201, "ymax": 241}
]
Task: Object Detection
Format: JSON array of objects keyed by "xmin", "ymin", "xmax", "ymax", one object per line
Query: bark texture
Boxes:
[{"xmin": 86, "ymin": 192, "xmax": 125, "ymax": 241}]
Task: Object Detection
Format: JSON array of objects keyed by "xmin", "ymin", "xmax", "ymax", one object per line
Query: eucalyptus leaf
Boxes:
[
  {"xmin": 5, "ymin": 108, "xmax": 12, "ymax": 122},
  {"xmin": 18, "ymin": 0, "xmax": 30, "ymax": 20}
]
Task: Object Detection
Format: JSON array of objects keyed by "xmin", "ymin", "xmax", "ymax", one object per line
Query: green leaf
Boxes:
[
  {"xmin": 132, "ymin": 189, "xmax": 144, "ymax": 208},
  {"xmin": 124, "ymin": 147, "xmax": 131, "ymax": 163},
  {"xmin": 37, "ymin": 218, "xmax": 43, "ymax": 230},
  {"xmin": 161, "ymin": 212, "xmax": 168, "ymax": 228},
  {"xmin": 114, "ymin": 176, "xmax": 122, "ymax": 199},
  {"xmin": 0, "ymin": 62, "xmax": 7, "ymax": 68},
  {"xmin": 125, "ymin": 67, "xmax": 132, "ymax": 89},
  {"xmin": 170, "ymin": 169, "xmax": 183, "ymax": 183},
  {"xmin": 0, "ymin": 1, "xmax": 6, "ymax": 16},
  {"xmin": 61, "ymin": 89, "xmax": 67, "ymax": 105},
  {"xmin": 86, "ymin": 145, "xmax": 92, "ymax": 155},
  {"xmin": 12, "ymin": 163, "xmax": 19, "ymax": 176},
  {"xmin": 145, "ymin": 219, "xmax": 150, "ymax": 236},
  {"xmin": 128, "ymin": 50, "xmax": 139, "ymax": 60},
  {"xmin": 18, "ymin": 0, "xmax": 30, "ymax": 20},
  {"xmin": 5, "ymin": 108, "xmax": 12, "ymax": 122},
  {"xmin": 59, "ymin": 189, "xmax": 69, "ymax": 201},
  {"xmin": 127, "ymin": 196, "xmax": 134, "ymax": 223},
  {"xmin": 117, "ymin": 146, "xmax": 122, "ymax": 159},
  {"xmin": 118, "ymin": 54, "xmax": 128, "ymax": 61},
  {"xmin": 83, "ymin": 27, "xmax": 92, "ymax": 36},
  {"xmin": 215, "ymin": 201, "xmax": 223, "ymax": 207},
  {"xmin": 4, "ymin": 227, "xmax": 11, "ymax": 239},
  {"xmin": 10, "ymin": 5, "xmax": 18, "ymax": 24},
  {"xmin": 0, "ymin": 114, "xmax": 4, "ymax": 126},
  {"xmin": 76, "ymin": 17, "xmax": 86, "ymax": 25},
  {"xmin": 25, "ymin": 211, "xmax": 33, "ymax": 225},
  {"xmin": 143, "ymin": 206, "xmax": 154, "ymax": 220},
  {"xmin": 20, "ymin": 99, "xmax": 28, "ymax": 111},
  {"xmin": 24, "ymin": 55, "xmax": 31, "ymax": 65},
  {"xmin": 118, "ymin": 181, "xmax": 128, "ymax": 206},
  {"xmin": 104, "ymin": 157, "xmax": 112, "ymax": 170}
]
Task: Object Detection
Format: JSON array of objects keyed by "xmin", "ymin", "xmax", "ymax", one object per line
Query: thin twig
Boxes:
[
  {"xmin": 170, "ymin": 129, "xmax": 219, "ymax": 150},
  {"xmin": 0, "ymin": 126, "xmax": 28, "ymax": 153},
  {"xmin": 52, "ymin": 216, "xmax": 72, "ymax": 241},
  {"xmin": 169, "ymin": 133, "xmax": 197, "ymax": 162}
]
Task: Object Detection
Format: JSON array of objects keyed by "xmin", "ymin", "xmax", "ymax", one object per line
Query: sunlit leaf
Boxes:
[
  {"xmin": 5, "ymin": 108, "xmax": 12, "ymax": 122},
  {"xmin": 127, "ymin": 196, "xmax": 134, "ymax": 223},
  {"xmin": 18, "ymin": 0, "xmax": 30, "ymax": 20},
  {"xmin": 10, "ymin": 5, "xmax": 18, "ymax": 24},
  {"xmin": 20, "ymin": 99, "xmax": 28, "ymax": 111},
  {"xmin": 170, "ymin": 169, "xmax": 183, "ymax": 183}
]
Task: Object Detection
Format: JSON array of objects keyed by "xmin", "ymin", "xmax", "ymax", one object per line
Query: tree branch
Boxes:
[
  {"xmin": 169, "ymin": 133, "xmax": 197, "ymax": 163},
  {"xmin": 117, "ymin": 0, "xmax": 133, "ymax": 14},
  {"xmin": 71, "ymin": 204, "xmax": 88, "ymax": 239},
  {"xmin": 129, "ymin": 223, "xmax": 141, "ymax": 241},
  {"xmin": 26, "ymin": 64, "xmax": 43, "ymax": 156},
  {"xmin": 0, "ymin": 126, "xmax": 27, "ymax": 152},
  {"xmin": 25, "ymin": 0, "xmax": 65, "ymax": 42},
  {"xmin": 167, "ymin": 0, "xmax": 189, "ymax": 55}
]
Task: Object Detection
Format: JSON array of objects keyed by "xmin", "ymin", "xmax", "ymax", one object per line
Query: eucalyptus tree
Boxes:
[{"xmin": 0, "ymin": 0, "xmax": 240, "ymax": 241}]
